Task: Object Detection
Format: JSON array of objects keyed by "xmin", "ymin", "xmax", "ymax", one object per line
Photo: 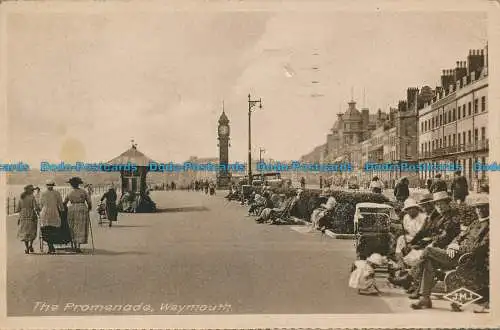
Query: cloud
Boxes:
[{"xmin": 6, "ymin": 11, "xmax": 487, "ymax": 163}]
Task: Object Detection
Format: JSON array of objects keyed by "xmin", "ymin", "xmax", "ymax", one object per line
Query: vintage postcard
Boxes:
[{"xmin": 0, "ymin": 0, "xmax": 498, "ymax": 328}]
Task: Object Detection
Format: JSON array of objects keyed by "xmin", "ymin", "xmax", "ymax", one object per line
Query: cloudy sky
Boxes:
[{"xmin": 6, "ymin": 9, "xmax": 487, "ymax": 165}]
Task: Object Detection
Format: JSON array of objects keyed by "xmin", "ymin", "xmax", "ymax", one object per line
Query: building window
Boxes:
[
  {"xmin": 458, "ymin": 107, "xmax": 461, "ymax": 119},
  {"xmin": 481, "ymin": 156, "xmax": 486, "ymax": 178},
  {"xmin": 453, "ymin": 108, "xmax": 456, "ymax": 121},
  {"xmin": 468, "ymin": 102, "xmax": 471, "ymax": 116},
  {"xmin": 462, "ymin": 132, "xmax": 466, "ymax": 145},
  {"xmin": 474, "ymin": 128, "xmax": 478, "ymax": 143},
  {"xmin": 432, "ymin": 140, "xmax": 435, "ymax": 150},
  {"xmin": 439, "ymin": 138, "xmax": 442, "ymax": 148},
  {"xmin": 439, "ymin": 114, "xmax": 442, "ymax": 126},
  {"xmin": 421, "ymin": 122, "xmax": 424, "ymax": 132},
  {"xmin": 468, "ymin": 130, "xmax": 471, "ymax": 143},
  {"xmin": 432, "ymin": 117, "xmax": 434, "ymax": 129},
  {"xmin": 481, "ymin": 127, "xmax": 486, "ymax": 141},
  {"xmin": 462, "ymin": 105, "xmax": 466, "ymax": 118},
  {"xmin": 468, "ymin": 158, "xmax": 472, "ymax": 180},
  {"xmin": 448, "ymin": 111, "xmax": 452, "ymax": 123},
  {"xmin": 453, "ymin": 134, "xmax": 456, "ymax": 146},
  {"xmin": 481, "ymin": 96, "xmax": 486, "ymax": 112},
  {"xmin": 474, "ymin": 98, "xmax": 478, "ymax": 114}
]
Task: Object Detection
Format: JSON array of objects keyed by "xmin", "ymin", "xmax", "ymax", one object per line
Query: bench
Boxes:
[{"xmin": 431, "ymin": 252, "xmax": 489, "ymax": 311}]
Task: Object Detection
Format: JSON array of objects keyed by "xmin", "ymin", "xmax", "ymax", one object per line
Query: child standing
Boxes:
[{"xmin": 349, "ymin": 253, "xmax": 386, "ymax": 295}]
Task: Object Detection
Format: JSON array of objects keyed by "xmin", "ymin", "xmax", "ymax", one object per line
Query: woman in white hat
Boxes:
[
  {"xmin": 39, "ymin": 179, "xmax": 64, "ymax": 254},
  {"xmin": 395, "ymin": 198, "xmax": 427, "ymax": 262}
]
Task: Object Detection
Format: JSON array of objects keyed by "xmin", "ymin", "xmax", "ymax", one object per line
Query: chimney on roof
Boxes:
[
  {"xmin": 455, "ymin": 61, "xmax": 467, "ymax": 82},
  {"xmin": 440, "ymin": 70, "xmax": 454, "ymax": 94},
  {"xmin": 406, "ymin": 87, "xmax": 419, "ymax": 110},
  {"xmin": 485, "ymin": 44, "xmax": 488, "ymax": 68},
  {"xmin": 398, "ymin": 100, "xmax": 407, "ymax": 112},
  {"xmin": 467, "ymin": 48, "xmax": 485, "ymax": 76}
]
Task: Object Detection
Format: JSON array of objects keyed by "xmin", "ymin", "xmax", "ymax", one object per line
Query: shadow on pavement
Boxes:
[{"xmin": 155, "ymin": 206, "xmax": 209, "ymax": 213}]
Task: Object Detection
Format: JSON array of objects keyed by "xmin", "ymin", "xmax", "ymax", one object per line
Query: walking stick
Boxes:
[
  {"xmin": 36, "ymin": 209, "xmax": 43, "ymax": 253},
  {"xmin": 89, "ymin": 212, "xmax": 95, "ymax": 254}
]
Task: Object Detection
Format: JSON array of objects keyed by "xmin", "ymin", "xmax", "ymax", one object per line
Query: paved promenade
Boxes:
[{"xmin": 6, "ymin": 191, "xmax": 487, "ymax": 316}]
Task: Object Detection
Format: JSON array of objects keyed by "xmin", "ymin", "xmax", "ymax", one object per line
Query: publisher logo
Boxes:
[{"xmin": 443, "ymin": 287, "xmax": 483, "ymax": 307}]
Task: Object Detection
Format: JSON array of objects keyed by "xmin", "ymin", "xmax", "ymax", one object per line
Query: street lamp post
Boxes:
[
  {"xmin": 248, "ymin": 93, "xmax": 262, "ymax": 185},
  {"xmin": 259, "ymin": 147, "xmax": 266, "ymax": 182}
]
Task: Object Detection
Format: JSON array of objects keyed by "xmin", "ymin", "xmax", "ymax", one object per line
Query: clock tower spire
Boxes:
[{"xmin": 217, "ymin": 102, "xmax": 231, "ymax": 188}]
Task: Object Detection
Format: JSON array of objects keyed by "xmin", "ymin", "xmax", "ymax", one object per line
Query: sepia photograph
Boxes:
[{"xmin": 0, "ymin": 0, "xmax": 498, "ymax": 328}]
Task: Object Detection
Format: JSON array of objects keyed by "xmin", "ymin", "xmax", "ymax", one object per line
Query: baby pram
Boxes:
[
  {"xmin": 97, "ymin": 201, "xmax": 108, "ymax": 225},
  {"xmin": 38, "ymin": 207, "xmax": 95, "ymax": 254}
]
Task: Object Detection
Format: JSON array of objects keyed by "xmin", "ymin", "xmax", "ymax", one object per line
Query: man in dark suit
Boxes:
[
  {"xmin": 405, "ymin": 191, "xmax": 460, "ymax": 297},
  {"xmin": 450, "ymin": 170, "xmax": 469, "ymax": 204},
  {"xmin": 410, "ymin": 195, "xmax": 489, "ymax": 310},
  {"xmin": 394, "ymin": 177, "xmax": 410, "ymax": 203}
]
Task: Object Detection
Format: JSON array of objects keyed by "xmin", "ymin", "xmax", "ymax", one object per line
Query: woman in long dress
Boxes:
[
  {"xmin": 101, "ymin": 187, "xmax": 118, "ymax": 227},
  {"xmin": 64, "ymin": 177, "xmax": 92, "ymax": 253},
  {"xmin": 17, "ymin": 185, "xmax": 39, "ymax": 254},
  {"xmin": 394, "ymin": 198, "xmax": 426, "ymax": 266},
  {"xmin": 39, "ymin": 180, "xmax": 64, "ymax": 254}
]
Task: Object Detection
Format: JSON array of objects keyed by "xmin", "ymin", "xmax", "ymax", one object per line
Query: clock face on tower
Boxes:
[{"xmin": 218, "ymin": 125, "xmax": 229, "ymax": 136}]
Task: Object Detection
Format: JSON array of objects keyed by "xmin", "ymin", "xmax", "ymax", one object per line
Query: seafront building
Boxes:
[
  {"xmin": 418, "ymin": 46, "xmax": 489, "ymax": 191},
  {"xmin": 300, "ymin": 44, "xmax": 488, "ymax": 191}
]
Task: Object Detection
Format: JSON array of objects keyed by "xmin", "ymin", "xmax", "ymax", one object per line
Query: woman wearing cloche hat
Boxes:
[
  {"xmin": 395, "ymin": 198, "xmax": 427, "ymax": 261},
  {"xmin": 16, "ymin": 185, "xmax": 40, "ymax": 254},
  {"xmin": 63, "ymin": 177, "xmax": 92, "ymax": 253}
]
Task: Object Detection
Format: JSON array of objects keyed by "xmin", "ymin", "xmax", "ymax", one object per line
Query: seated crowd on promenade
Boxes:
[{"xmin": 224, "ymin": 173, "xmax": 489, "ymax": 313}]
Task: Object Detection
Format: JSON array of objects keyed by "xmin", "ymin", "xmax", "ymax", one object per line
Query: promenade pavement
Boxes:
[{"xmin": 6, "ymin": 190, "xmax": 487, "ymax": 317}]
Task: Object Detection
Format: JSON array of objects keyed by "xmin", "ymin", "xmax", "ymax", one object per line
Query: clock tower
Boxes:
[{"xmin": 217, "ymin": 105, "xmax": 231, "ymax": 189}]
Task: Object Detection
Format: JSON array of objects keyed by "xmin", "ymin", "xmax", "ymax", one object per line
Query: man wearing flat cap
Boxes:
[{"xmin": 410, "ymin": 195, "xmax": 489, "ymax": 310}]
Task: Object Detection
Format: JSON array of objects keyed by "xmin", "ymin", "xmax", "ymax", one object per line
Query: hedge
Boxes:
[{"xmin": 289, "ymin": 189, "xmax": 392, "ymax": 233}]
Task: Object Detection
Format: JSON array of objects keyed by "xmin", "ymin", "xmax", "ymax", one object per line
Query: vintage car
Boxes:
[{"xmin": 353, "ymin": 202, "xmax": 398, "ymax": 260}]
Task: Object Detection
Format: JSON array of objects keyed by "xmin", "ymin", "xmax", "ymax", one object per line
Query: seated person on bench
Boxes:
[{"xmin": 410, "ymin": 194, "xmax": 489, "ymax": 310}]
